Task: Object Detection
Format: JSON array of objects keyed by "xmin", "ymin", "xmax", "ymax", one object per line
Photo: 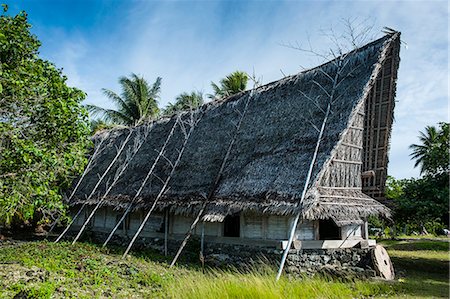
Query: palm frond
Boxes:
[{"xmin": 85, "ymin": 104, "xmax": 132, "ymax": 125}]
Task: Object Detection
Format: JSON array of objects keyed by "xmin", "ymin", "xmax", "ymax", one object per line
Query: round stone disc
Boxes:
[{"xmin": 371, "ymin": 245, "xmax": 395, "ymax": 280}]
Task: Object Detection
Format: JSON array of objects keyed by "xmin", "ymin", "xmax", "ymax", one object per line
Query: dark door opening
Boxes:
[
  {"xmin": 319, "ymin": 219, "xmax": 340, "ymax": 240},
  {"xmin": 224, "ymin": 214, "xmax": 240, "ymax": 237}
]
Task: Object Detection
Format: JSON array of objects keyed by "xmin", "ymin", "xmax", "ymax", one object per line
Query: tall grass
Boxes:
[
  {"xmin": 168, "ymin": 268, "xmax": 394, "ymax": 299},
  {"xmin": 0, "ymin": 240, "xmax": 448, "ymax": 298}
]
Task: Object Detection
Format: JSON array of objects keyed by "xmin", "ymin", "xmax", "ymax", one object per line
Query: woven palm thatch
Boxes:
[{"xmin": 71, "ymin": 32, "xmax": 400, "ymax": 225}]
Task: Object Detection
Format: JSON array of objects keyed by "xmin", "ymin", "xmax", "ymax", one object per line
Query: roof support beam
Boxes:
[
  {"xmin": 170, "ymin": 87, "xmax": 257, "ymax": 268},
  {"xmin": 102, "ymin": 117, "xmax": 180, "ymax": 248},
  {"xmin": 332, "ymin": 159, "xmax": 363, "ymax": 165},
  {"xmin": 72, "ymin": 125, "xmax": 152, "ymax": 245},
  {"xmin": 122, "ymin": 112, "xmax": 202, "ymax": 259},
  {"xmin": 55, "ymin": 129, "xmax": 134, "ymax": 243}
]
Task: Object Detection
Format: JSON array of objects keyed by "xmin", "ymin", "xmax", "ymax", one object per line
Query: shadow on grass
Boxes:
[
  {"xmin": 382, "ymin": 240, "xmax": 449, "ymax": 252},
  {"xmin": 391, "ymin": 255, "xmax": 449, "ymax": 298}
]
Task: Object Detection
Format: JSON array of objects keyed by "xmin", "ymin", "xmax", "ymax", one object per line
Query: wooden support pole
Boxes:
[
  {"xmin": 164, "ymin": 209, "xmax": 169, "ymax": 256},
  {"xmin": 364, "ymin": 220, "xmax": 369, "ymax": 240},
  {"xmin": 50, "ymin": 135, "xmax": 107, "ymax": 236},
  {"xmin": 122, "ymin": 113, "xmax": 201, "ymax": 259},
  {"xmin": 170, "ymin": 90, "xmax": 255, "ymax": 268},
  {"xmin": 68, "ymin": 135, "xmax": 108, "ymax": 202},
  {"xmin": 102, "ymin": 202, "xmax": 134, "ymax": 247},
  {"xmin": 54, "ymin": 203, "xmax": 86, "ymax": 243},
  {"xmin": 200, "ymin": 221, "xmax": 205, "ymax": 271},
  {"xmin": 55, "ymin": 130, "xmax": 133, "ymax": 243},
  {"xmin": 102, "ymin": 118, "xmax": 179, "ymax": 247},
  {"xmin": 72, "ymin": 127, "xmax": 149, "ymax": 245},
  {"xmin": 276, "ymin": 101, "xmax": 331, "ymax": 281},
  {"xmin": 200, "ymin": 221, "xmax": 205, "ymax": 254}
]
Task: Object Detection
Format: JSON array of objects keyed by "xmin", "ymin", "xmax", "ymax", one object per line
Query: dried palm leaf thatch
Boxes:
[{"xmin": 70, "ymin": 33, "xmax": 401, "ymax": 224}]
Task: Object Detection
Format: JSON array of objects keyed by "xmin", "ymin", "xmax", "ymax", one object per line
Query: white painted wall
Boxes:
[
  {"xmin": 172, "ymin": 215, "xmax": 194, "ymax": 234},
  {"xmin": 242, "ymin": 214, "xmax": 264, "ymax": 239},
  {"xmin": 295, "ymin": 221, "xmax": 315, "ymax": 240},
  {"xmin": 341, "ymin": 224, "xmax": 362, "ymax": 240},
  {"xmin": 267, "ymin": 215, "xmax": 288, "ymax": 240},
  {"xmin": 71, "ymin": 208, "xmax": 323, "ymax": 243}
]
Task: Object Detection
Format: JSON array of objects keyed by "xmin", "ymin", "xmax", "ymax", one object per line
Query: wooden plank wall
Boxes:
[{"xmin": 362, "ymin": 41, "xmax": 400, "ymax": 204}]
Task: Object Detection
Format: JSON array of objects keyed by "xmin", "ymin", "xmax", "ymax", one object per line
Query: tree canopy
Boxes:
[
  {"xmin": 409, "ymin": 122, "xmax": 449, "ymax": 176},
  {"xmin": 0, "ymin": 8, "xmax": 91, "ymax": 225},
  {"xmin": 87, "ymin": 74, "xmax": 161, "ymax": 126},
  {"xmin": 209, "ymin": 71, "xmax": 248, "ymax": 100},
  {"xmin": 164, "ymin": 91, "xmax": 204, "ymax": 116},
  {"xmin": 386, "ymin": 122, "xmax": 449, "ymax": 234}
]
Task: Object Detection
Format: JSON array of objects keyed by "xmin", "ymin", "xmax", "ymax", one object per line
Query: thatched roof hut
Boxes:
[{"xmin": 71, "ymin": 32, "xmax": 400, "ymax": 229}]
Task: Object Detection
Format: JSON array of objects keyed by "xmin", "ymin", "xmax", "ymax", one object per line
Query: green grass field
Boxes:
[{"xmin": 0, "ymin": 238, "xmax": 448, "ymax": 298}]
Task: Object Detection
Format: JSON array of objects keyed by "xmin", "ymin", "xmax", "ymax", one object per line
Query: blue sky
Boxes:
[{"xmin": 8, "ymin": 0, "xmax": 449, "ymax": 179}]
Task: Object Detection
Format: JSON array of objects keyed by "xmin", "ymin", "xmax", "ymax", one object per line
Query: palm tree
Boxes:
[
  {"xmin": 208, "ymin": 71, "xmax": 248, "ymax": 100},
  {"xmin": 409, "ymin": 125, "xmax": 441, "ymax": 175},
  {"xmin": 87, "ymin": 74, "xmax": 161, "ymax": 126},
  {"xmin": 164, "ymin": 91, "xmax": 204, "ymax": 116}
]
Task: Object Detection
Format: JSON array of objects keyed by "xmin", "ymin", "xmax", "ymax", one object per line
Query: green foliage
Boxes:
[
  {"xmin": 87, "ymin": 73, "xmax": 161, "ymax": 126},
  {"xmin": 0, "ymin": 8, "xmax": 90, "ymax": 225},
  {"xmin": 381, "ymin": 123, "xmax": 450, "ymax": 235},
  {"xmin": 409, "ymin": 122, "xmax": 449, "ymax": 176},
  {"xmin": 164, "ymin": 91, "xmax": 204, "ymax": 116},
  {"xmin": 89, "ymin": 119, "xmax": 118, "ymax": 135},
  {"xmin": 386, "ymin": 174, "xmax": 449, "ymax": 234},
  {"xmin": 209, "ymin": 71, "xmax": 249, "ymax": 100}
]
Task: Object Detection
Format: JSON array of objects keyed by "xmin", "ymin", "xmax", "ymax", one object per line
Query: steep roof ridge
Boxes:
[
  {"xmin": 94, "ymin": 34, "xmax": 393, "ymax": 140},
  {"xmin": 301, "ymin": 32, "xmax": 401, "ymax": 219},
  {"xmin": 197, "ymin": 34, "xmax": 392, "ymax": 111}
]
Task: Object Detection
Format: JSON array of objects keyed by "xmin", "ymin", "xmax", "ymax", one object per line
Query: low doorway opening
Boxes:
[
  {"xmin": 224, "ymin": 214, "xmax": 240, "ymax": 237},
  {"xmin": 319, "ymin": 219, "xmax": 340, "ymax": 240}
]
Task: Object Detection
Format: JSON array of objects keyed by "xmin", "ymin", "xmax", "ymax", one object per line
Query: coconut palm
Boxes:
[
  {"xmin": 208, "ymin": 71, "xmax": 248, "ymax": 100},
  {"xmin": 409, "ymin": 124, "xmax": 448, "ymax": 175},
  {"xmin": 164, "ymin": 91, "xmax": 204, "ymax": 116},
  {"xmin": 87, "ymin": 74, "xmax": 161, "ymax": 126}
]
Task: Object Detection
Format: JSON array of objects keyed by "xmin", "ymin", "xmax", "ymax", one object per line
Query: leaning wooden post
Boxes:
[
  {"xmin": 200, "ymin": 221, "xmax": 205, "ymax": 272},
  {"xmin": 102, "ymin": 118, "xmax": 180, "ymax": 247},
  {"xmin": 68, "ymin": 135, "xmax": 108, "ymax": 202},
  {"xmin": 122, "ymin": 112, "xmax": 201, "ymax": 259},
  {"xmin": 47, "ymin": 135, "xmax": 108, "ymax": 236},
  {"xmin": 275, "ymin": 30, "xmax": 399, "ymax": 279},
  {"xmin": 200, "ymin": 221, "xmax": 205, "ymax": 254},
  {"xmin": 164, "ymin": 209, "xmax": 169, "ymax": 256},
  {"xmin": 72, "ymin": 125, "xmax": 150, "ymax": 245},
  {"xmin": 276, "ymin": 52, "xmax": 349, "ymax": 280},
  {"xmin": 170, "ymin": 89, "xmax": 256, "ymax": 268},
  {"xmin": 275, "ymin": 102, "xmax": 331, "ymax": 281},
  {"xmin": 55, "ymin": 130, "xmax": 133, "ymax": 243},
  {"xmin": 364, "ymin": 219, "xmax": 369, "ymax": 241}
]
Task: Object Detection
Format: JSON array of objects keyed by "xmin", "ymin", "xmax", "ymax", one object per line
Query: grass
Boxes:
[
  {"xmin": 379, "ymin": 239, "xmax": 449, "ymax": 299},
  {"xmin": 0, "ymin": 238, "xmax": 448, "ymax": 298}
]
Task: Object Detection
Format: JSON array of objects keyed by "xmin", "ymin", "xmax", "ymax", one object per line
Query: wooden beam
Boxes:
[
  {"xmin": 332, "ymin": 159, "xmax": 363, "ymax": 165},
  {"xmin": 341, "ymin": 142, "xmax": 363, "ymax": 149},
  {"xmin": 320, "ymin": 195, "xmax": 375, "ymax": 201},
  {"xmin": 164, "ymin": 209, "xmax": 169, "ymax": 256},
  {"xmin": 170, "ymin": 89, "xmax": 255, "ymax": 268},
  {"xmin": 373, "ymin": 58, "xmax": 386, "ymax": 190},
  {"xmin": 319, "ymin": 202, "xmax": 380, "ymax": 206},
  {"xmin": 318, "ymin": 186, "xmax": 361, "ymax": 190}
]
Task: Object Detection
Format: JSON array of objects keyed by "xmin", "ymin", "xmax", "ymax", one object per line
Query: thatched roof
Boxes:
[{"xmin": 71, "ymin": 32, "xmax": 401, "ymax": 224}]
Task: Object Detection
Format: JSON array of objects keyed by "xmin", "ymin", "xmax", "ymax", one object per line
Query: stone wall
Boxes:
[
  {"xmin": 70, "ymin": 229, "xmax": 377, "ymax": 278},
  {"xmin": 203, "ymin": 243, "xmax": 377, "ymax": 278}
]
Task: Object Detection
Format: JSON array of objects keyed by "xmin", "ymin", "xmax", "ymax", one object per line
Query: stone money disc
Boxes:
[{"xmin": 371, "ymin": 245, "xmax": 395, "ymax": 280}]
